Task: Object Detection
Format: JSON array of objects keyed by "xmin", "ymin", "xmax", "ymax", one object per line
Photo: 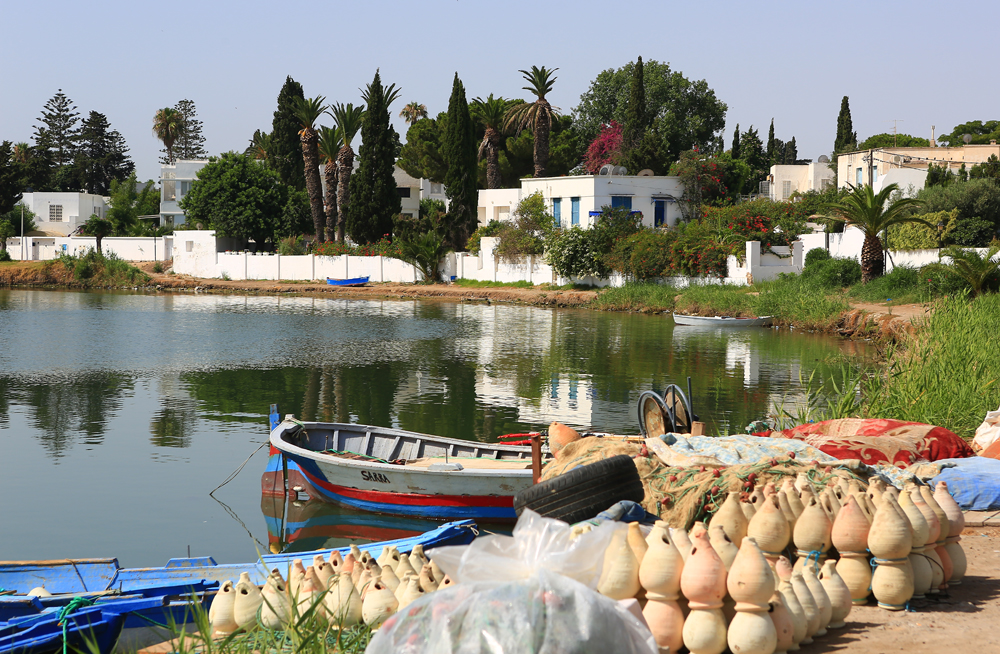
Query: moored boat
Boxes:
[
  {"xmin": 672, "ymin": 313, "xmax": 773, "ymax": 327},
  {"xmin": 325, "ymin": 276, "xmax": 369, "ymax": 286}
]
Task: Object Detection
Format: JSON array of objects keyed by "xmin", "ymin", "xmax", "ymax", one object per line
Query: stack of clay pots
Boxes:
[{"xmin": 208, "ymin": 543, "xmax": 454, "ymax": 634}]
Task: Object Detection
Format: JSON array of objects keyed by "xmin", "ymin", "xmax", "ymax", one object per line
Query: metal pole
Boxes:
[
  {"xmin": 531, "ymin": 433, "xmax": 542, "ymax": 484},
  {"xmin": 20, "ymin": 203, "xmax": 24, "ymax": 260}
]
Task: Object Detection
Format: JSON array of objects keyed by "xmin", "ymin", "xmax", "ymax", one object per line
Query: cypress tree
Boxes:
[
  {"xmin": 786, "ymin": 137, "xmax": 798, "ymax": 164},
  {"xmin": 623, "ymin": 56, "xmax": 647, "ymax": 149},
  {"xmin": 346, "ymin": 70, "xmax": 401, "ymax": 244},
  {"xmin": 834, "ymin": 96, "xmax": 857, "ymax": 154},
  {"xmin": 766, "ymin": 118, "xmax": 775, "ymax": 165},
  {"xmin": 271, "ymin": 77, "xmax": 306, "ymax": 190},
  {"xmin": 731, "ymin": 123, "xmax": 741, "ymax": 159},
  {"xmin": 442, "ymin": 73, "xmax": 478, "ymax": 249}
]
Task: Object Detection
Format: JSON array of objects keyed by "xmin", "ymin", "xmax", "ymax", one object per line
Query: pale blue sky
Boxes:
[{"xmin": 2, "ymin": 0, "xmax": 996, "ymax": 185}]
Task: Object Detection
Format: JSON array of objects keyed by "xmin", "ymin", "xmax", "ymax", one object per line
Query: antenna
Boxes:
[{"xmin": 890, "ymin": 119, "xmax": 903, "ymax": 146}]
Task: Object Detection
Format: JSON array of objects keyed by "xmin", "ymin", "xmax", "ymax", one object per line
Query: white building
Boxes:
[
  {"xmin": 767, "ymin": 160, "xmax": 835, "ymax": 201},
  {"xmin": 393, "ymin": 166, "xmax": 421, "ymax": 218},
  {"xmin": 160, "ymin": 159, "xmax": 210, "ymax": 228},
  {"xmin": 478, "ymin": 174, "xmax": 685, "ymax": 229},
  {"xmin": 837, "ymin": 143, "xmax": 1000, "ymax": 193},
  {"xmin": 18, "ymin": 192, "xmax": 109, "ymax": 237}
]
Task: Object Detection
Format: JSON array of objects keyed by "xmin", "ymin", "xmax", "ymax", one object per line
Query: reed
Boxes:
[{"xmin": 591, "ymin": 281, "xmax": 676, "ymax": 312}]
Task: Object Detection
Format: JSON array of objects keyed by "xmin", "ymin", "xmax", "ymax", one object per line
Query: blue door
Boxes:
[{"xmin": 654, "ymin": 200, "xmax": 665, "ymax": 227}]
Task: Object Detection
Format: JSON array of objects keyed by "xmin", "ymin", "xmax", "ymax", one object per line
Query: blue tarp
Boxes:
[{"xmin": 929, "ymin": 456, "xmax": 1000, "ymax": 511}]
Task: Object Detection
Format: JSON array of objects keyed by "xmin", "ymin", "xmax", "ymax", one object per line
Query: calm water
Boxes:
[{"xmin": 0, "ymin": 289, "xmax": 869, "ymax": 567}]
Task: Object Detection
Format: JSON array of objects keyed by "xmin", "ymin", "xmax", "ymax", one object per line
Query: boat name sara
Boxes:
[{"xmin": 361, "ymin": 470, "xmax": 391, "ymax": 484}]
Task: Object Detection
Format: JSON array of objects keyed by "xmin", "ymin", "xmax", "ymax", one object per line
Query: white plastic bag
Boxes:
[
  {"xmin": 973, "ymin": 404, "xmax": 1000, "ymax": 452},
  {"xmin": 365, "ymin": 510, "xmax": 657, "ymax": 654}
]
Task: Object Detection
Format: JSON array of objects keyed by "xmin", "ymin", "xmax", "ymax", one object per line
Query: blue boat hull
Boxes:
[{"xmin": 325, "ymin": 276, "xmax": 369, "ymax": 286}]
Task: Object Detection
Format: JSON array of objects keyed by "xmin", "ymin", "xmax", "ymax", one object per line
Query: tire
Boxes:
[{"xmin": 513, "ymin": 454, "xmax": 645, "ymax": 524}]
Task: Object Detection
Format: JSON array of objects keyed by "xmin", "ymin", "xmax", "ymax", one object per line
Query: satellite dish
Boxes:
[
  {"xmin": 637, "ymin": 169, "xmax": 655, "ymax": 177},
  {"xmin": 613, "ymin": 166, "xmax": 628, "ymax": 176},
  {"xmin": 599, "ymin": 164, "xmax": 613, "ymax": 176},
  {"xmin": 817, "ymin": 155, "xmax": 829, "ymax": 163},
  {"xmin": 892, "ymin": 155, "xmax": 902, "ymax": 164},
  {"xmin": 963, "ymin": 134, "xmax": 973, "ymax": 144}
]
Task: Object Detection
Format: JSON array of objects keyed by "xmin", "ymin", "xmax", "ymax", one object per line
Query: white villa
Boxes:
[
  {"xmin": 18, "ymin": 191, "xmax": 109, "ymax": 237},
  {"xmin": 159, "ymin": 159, "xmax": 209, "ymax": 228},
  {"xmin": 767, "ymin": 159, "xmax": 835, "ymax": 201},
  {"xmin": 478, "ymin": 173, "xmax": 685, "ymax": 230},
  {"xmin": 837, "ymin": 142, "xmax": 1000, "ymax": 194}
]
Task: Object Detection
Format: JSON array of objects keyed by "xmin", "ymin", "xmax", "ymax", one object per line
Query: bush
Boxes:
[
  {"xmin": 466, "ymin": 219, "xmax": 504, "ymax": 255},
  {"xmin": 313, "ymin": 237, "xmax": 403, "ymax": 259},
  {"xmin": 546, "ymin": 227, "xmax": 606, "ymax": 278},
  {"xmin": 848, "ymin": 265, "xmax": 922, "ymax": 301},
  {"xmin": 277, "ymin": 235, "xmax": 307, "ymax": 255},
  {"xmin": 951, "ymin": 216, "xmax": 997, "ymax": 246},
  {"xmin": 917, "ymin": 177, "xmax": 1000, "ymax": 227},
  {"xmin": 804, "ymin": 248, "xmax": 831, "ymax": 267},
  {"xmin": 494, "ymin": 192, "xmax": 554, "ymax": 263},
  {"xmin": 0, "ymin": 249, "xmax": 11, "ymax": 262},
  {"xmin": 887, "ymin": 210, "xmax": 957, "ymax": 250},
  {"xmin": 801, "ymin": 257, "xmax": 861, "ymax": 288},
  {"xmin": 152, "ymin": 261, "xmax": 164, "ymax": 273},
  {"xmin": 399, "ymin": 231, "xmax": 449, "ymax": 282},
  {"xmin": 666, "ymin": 220, "xmax": 729, "ymax": 276},
  {"xmin": 606, "ymin": 229, "xmax": 677, "ymax": 280}
]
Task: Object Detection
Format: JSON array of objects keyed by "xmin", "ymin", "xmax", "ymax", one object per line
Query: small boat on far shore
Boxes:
[
  {"xmin": 672, "ymin": 313, "xmax": 773, "ymax": 327},
  {"xmin": 326, "ymin": 276, "xmax": 370, "ymax": 287}
]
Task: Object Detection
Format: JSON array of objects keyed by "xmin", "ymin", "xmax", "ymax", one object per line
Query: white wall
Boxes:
[
  {"xmin": 3, "ymin": 236, "xmax": 173, "ymax": 261},
  {"xmin": 21, "ymin": 192, "xmax": 110, "ymax": 237},
  {"xmin": 769, "ymin": 163, "xmax": 833, "ymax": 201},
  {"xmin": 798, "ymin": 225, "xmax": 990, "ymax": 272}
]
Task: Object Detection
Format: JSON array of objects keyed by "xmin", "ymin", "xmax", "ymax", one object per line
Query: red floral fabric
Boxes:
[{"xmin": 768, "ymin": 418, "xmax": 974, "ymax": 468}]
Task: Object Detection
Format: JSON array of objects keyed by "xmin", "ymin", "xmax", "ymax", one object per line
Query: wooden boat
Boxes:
[
  {"xmin": 325, "ymin": 276, "xmax": 369, "ymax": 287},
  {"xmin": 267, "ymin": 417, "xmax": 554, "ymax": 520},
  {"xmin": 0, "ymin": 520, "xmax": 475, "ymax": 653},
  {"xmin": 672, "ymin": 313, "xmax": 773, "ymax": 327}
]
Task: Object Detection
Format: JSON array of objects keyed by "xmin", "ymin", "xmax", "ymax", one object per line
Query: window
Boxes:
[
  {"xmin": 856, "ymin": 167, "xmax": 863, "ymax": 186},
  {"xmin": 430, "ymin": 183, "xmax": 443, "ymax": 195},
  {"xmin": 872, "ymin": 166, "xmax": 878, "ymax": 183},
  {"xmin": 611, "ymin": 196, "xmax": 632, "ymax": 210},
  {"xmin": 162, "ymin": 180, "xmax": 176, "ymax": 201},
  {"xmin": 570, "ymin": 197, "xmax": 580, "ymax": 226},
  {"xmin": 397, "ymin": 187, "xmax": 412, "ymax": 198},
  {"xmin": 552, "ymin": 198, "xmax": 561, "ymax": 227},
  {"xmin": 49, "ymin": 205, "xmax": 63, "ymax": 221},
  {"xmin": 178, "ymin": 181, "xmax": 191, "ymax": 198},
  {"xmin": 782, "ymin": 180, "xmax": 792, "ymax": 200}
]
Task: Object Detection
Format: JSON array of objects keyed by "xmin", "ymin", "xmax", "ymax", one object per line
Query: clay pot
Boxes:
[
  {"xmin": 313, "ymin": 555, "xmax": 335, "ymax": 590},
  {"xmin": 682, "ymin": 607, "xmax": 728, "ymax": 654},
  {"xmin": 549, "ymin": 421, "xmax": 581, "ymax": 456},
  {"xmin": 727, "ymin": 537, "xmax": 775, "ymax": 610},
  {"xmin": 329, "ymin": 550, "xmax": 344, "ymax": 570},
  {"xmin": 429, "ymin": 558, "xmax": 445, "ymax": 582},
  {"xmin": 741, "ymin": 500, "xmax": 758, "ymax": 522},
  {"xmin": 777, "ymin": 490, "xmax": 797, "ymax": 528},
  {"xmin": 871, "ymin": 558, "xmax": 914, "ymax": 610},
  {"xmin": 289, "ymin": 559, "xmax": 307, "ymax": 600},
  {"xmin": 868, "ymin": 494, "xmax": 912, "ymax": 561},
  {"xmin": 836, "ymin": 553, "xmax": 872, "ymax": 605},
  {"xmin": 791, "ymin": 572, "xmax": 819, "ymax": 644},
  {"xmin": 792, "ymin": 497, "xmax": 833, "ymax": 573},
  {"xmin": 627, "ymin": 522, "xmax": 649, "ymax": 566},
  {"xmin": 397, "ymin": 575, "xmax": 425, "ymax": 609},
  {"xmin": 832, "ymin": 494, "xmax": 871, "ymax": 554},
  {"xmin": 260, "ymin": 568, "xmax": 292, "ymax": 630},
  {"xmin": 598, "ymin": 532, "xmax": 641, "ymax": 600},
  {"xmin": 774, "ymin": 555, "xmax": 793, "ymax": 583},
  {"xmin": 819, "ymin": 560, "xmax": 852, "ymax": 629},
  {"xmin": 341, "ymin": 552, "xmax": 356, "ymax": 575},
  {"xmin": 899, "ymin": 490, "xmax": 932, "ymax": 598},
  {"xmin": 640, "ymin": 522, "xmax": 684, "ymax": 597},
  {"xmin": 409, "ymin": 544, "xmax": 429, "ymax": 573},
  {"xmin": 325, "ymin": 572, "xmax": 363, "ymax": 627},
  {"xmin": 361, "ymin": 579, "xmax": 398, "ymax": 628},
  {"xmin": 356, "ymin": 569, "xmax": 373, "ymax": 599},
  {"xmin": 782, "ymin": 479, "xmax": 805, "ymax": 519},
  {"xmin": 769, "ymin": 592, "xmax": 796, "ymax": 654},
  {"xmin": 946, "ymin": 538, "xmax": 968, "ymax": 586},
  {"xmin": 395, "ymin": 552, "xmax": 417, "ymax": 580},
  {"xmin": 419, "ymin": 563, "xmax": 439, "ymax": 592},
  {"xmin": 296, "ymin": 566, "xmax": 325, "ymax": 621},
  {"xmin": 709, "ymin": 524, "xmax": 740, "ymax": 571},
  {"xmin": 934, "ymin": 481, "xmax": 965, "ymax": 537},
  {"xmin": 747, "ymin": 495, "xmax": 791, "ymax": 558},
  {"xmin": 778, "ymin": 578, "xmax": 807, "ymax": 650},
  {"xmin": 680, "ymin": 526, "xmax": 728, "ymax": 609},
  {"xmin": 713, "ymin": 492, "xmax": 749, "ymax": 547},
  {"xmin": 794, "ymin": 473, "xmax": 811, "ymax": 494},
  {"xmin": 728, "ymin": 610, "xmax": 777, "ymax": 654},
  {"xmin": 233, "ymin": 572, "xmax": 263, "ymax": 631},
  {"xmin": 209, "ymin": 580, "xmax": 238, "ymax": 635},
  {"xmin": 440, "ymin": 574, "xmax": 454, "ymax": 588},
  {"xmin": 670, "ymin": 527, "xmax": 694, "ymax": 562},
  {"xmin": 919, "ymin": 485, "xmax": 950, "ymax": 543},
  {"xmin": 643, "ymin": 594, "xmax": 685, "ymax": 654},
  {"xmin": 751, "ymin": 486, "xmax": 766, "ymax": 507},
  {"xmin": 380, "ymin": 561, "xmax": 401, "ymax": 593},
  {"xmin": 803, "ymin": 565, "xmax": 831, "ymax": 637}
]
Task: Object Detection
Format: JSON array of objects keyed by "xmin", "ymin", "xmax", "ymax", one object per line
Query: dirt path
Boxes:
[
  {"xmin": 848, "ymin": 302, "xmax": 930, "ymax": 323},
  {"xmin": 802, "ymin": 524, "xmax": 1000, "ymax": 653}
]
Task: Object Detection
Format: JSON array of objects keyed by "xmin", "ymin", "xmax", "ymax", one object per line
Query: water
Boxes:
[{"xmin": 0, "ymin": 289, "xmax": 869, "ymax": 567}]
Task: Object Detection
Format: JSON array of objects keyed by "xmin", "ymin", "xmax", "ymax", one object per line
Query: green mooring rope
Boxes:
[{"xmin": 58, "ymin": 596, "xmax": 96, "ymax": 654}]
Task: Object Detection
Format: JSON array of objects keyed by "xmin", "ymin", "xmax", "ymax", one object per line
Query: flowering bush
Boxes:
[
  {"xmin": 702, "ymin": 199, "xmax": 808, "ymax": 260},
  {"xmin": 313, "ymin": 236, "xmax": 403, "ymax": 259},
  {"xmin": 584, "ymin": 121, "xmax": 623, "ymax": 174}
]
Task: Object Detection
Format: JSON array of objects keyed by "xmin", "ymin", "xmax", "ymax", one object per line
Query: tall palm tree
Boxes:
[
  {"xmin": 152, "ymin": 108, "xmax": 184, "ymax": 164},
  {"xmin": 247, "ymin": 130, "xmax": 271, "ymax": 161},
  {"xmin": 828, "ymin": 183, "xmax": 926, "ymax": 283},
  {"xmin": 318, "ymin": 126, "xmax": 342, "ymax": 242},
  {"xmin": 399, "ymin": 101, "xmax": 428, "ymax": 126},
  {"xmin": 12, "ymin": 142, "xmax": 31, "ymax": 164},
  {"xmin": 327, "ymin": 103, "xmax": 365, "ymax": 242},
  {"xmin": 82, "ymin": 215, "xmax": 113, "ymax": 255},
  {"xmin": 471, "ymin": 95, "xmax": 508, "ymax": 189},
  {"xmin": 924, "ymin": 244, "xmax": 1000, "ymax": 297},
  {"xmin": 505, "ymin": 66, "xmax": 560, "ymax": 178},
  {"xmin": 292, "ymin": 95, "xmax": 328, "ymax": 242}
]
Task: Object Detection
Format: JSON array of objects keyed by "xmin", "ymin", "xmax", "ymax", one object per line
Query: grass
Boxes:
[
  {"xmin": 54, "ymin": 250, "xmax": 150, "ymax": 286},
  {"xmin": 453, "ymin": 279, "xmax": 536, "ymax": 288},
  {"xmin": 591, "ymin": 281, "xmax": 677, "ymax": 312}
]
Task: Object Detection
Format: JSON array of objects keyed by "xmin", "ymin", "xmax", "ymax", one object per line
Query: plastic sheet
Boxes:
[
  {"xmin": 930, "ymin": 456, "xmax": 1000, "ymax": 511},
  {"xmin": 973, "ymin": 405, "xmax": 1000, "ymax": 452},
  {"xmin": 366, "ymin": 510, "xmax": 657, "ymax": 654}
]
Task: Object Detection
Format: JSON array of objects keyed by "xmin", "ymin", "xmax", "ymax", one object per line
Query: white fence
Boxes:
[
  {"xmin": 3, "ymin": 236, "xmax": 172, "ymax": 262},
  {"xmin": 798, "ymin": 225, "xmax": 983, "ymax": 271}
]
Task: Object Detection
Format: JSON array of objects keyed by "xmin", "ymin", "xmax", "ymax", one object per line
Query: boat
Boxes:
[
  {"xmin": 671, "ymin": 313, "xmax": 773, "ymax": 327},
  {"xmin": 266, "ymin": 416, "xmax": 553, "ymax": 520},
  {"xmin": 0, "ymin": 520, "xmax": 476, "ymax": 654},
  {"xmin": 325, "ymin": 276, "xmax": 369, "ymax": 287}
]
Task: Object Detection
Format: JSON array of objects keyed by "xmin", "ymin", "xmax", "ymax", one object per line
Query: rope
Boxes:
[
  {"xmin": 58, "ymin": 597, "xmax": 96, "ymax": 654},
  {"xmin": 210, "ymin": 441, "xmax": 268, "ymax": 497}
]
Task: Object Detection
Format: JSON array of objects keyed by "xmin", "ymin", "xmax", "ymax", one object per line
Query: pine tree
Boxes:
[
  {"xmin": 785, "ymin": 137, "xmax": 798, "ymax": 164},
  {"xmin": 165, "ymin": 99, "xmax": 208, "ymax": 161},
  {"xmin": 766, "ymin": 119, "xmax": 775, "ymax": 165},
  {"xmin": 346, "ymin": 70, "xmax": 402, "ymax": 244},
  {"xmin": 271, "ymin": 77, "xmax": 306, "ymax": 190},
  {"xmin": 76, "ymin": 111, "xmax": 135, "ymax": 195},
  {"xmin": 731, "ymin": 123, "xmax": 741, "ymax": 159},
  {"xmin": 33, "ymin": 90, "xmax": 80, "ymax": 168},
  {"xmin": 442, "ymin": 73, "xmax": 478, "ymax": 250},
  {"xmin": 835, "ymin": 96, "xmax": 858, "ymax": 154}
]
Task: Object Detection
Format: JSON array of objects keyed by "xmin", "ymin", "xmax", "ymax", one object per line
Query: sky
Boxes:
[{"xmin": 2, "ymin": 0, "xmax": 997, "ymax": 185}]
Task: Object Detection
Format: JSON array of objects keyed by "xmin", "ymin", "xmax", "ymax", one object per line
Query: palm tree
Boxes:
[
  {"xmin": 924, "ymin": 244, "xmax": 1000, "ymax": 297},
  {"xmin": 247, "ymin": 130, "xmax": 272, "ymax": 161},
  {"xmin": 828, "ymin": 183, "xmax": 926, "ymax": 283},
  {"xmin": 318, "ymin": 126, "xmax": 342, "ymax": 242},
  {"xmin": 471, "ymin": 95, "xmax": 508, "ymax": 190},
  {"xmin": 327, "ymin": 103, "xmax": 365, "ymax": 242},
  {"xmin": 82, "ymin": 215, "xmax": 113, "ymax": 255},
  {"xmin": 12, "ymin": 142, "xmax": 31, "ymax": 164},
  {"xmin": 505, "ymin": 66, "xmax": 560, "ymax": 178},
  {"xmin": 292, "ymin": 95, "xmax": 328, "ymax": 242},
  {"xmin": 400, "ymin": 101, "xmax": 428, "ymax": 126},
  {"xmin": 152, "ymin": 108, "xmax": 184, "ymax": 164}
]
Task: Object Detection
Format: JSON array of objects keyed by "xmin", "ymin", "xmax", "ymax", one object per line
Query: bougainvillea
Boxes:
[
  {"xmin": 584, "ymin": 121, "xmax": 623, "ymax": 174},
  {"xmin": 313, "ymin": 235, "xmax": 403, "ymax": 259}
]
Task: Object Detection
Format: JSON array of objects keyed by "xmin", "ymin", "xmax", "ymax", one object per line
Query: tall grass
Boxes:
[
  {"xmin": 453, "ymin": 279, "xmax": 536, "ymax": 289},
  {"xmin": 592, "ymin": 281, "xmax": 677, "ymax": 312},
  {"xmin": 58, "ymin": 250, "xmax": 150, "ymax": 286}
]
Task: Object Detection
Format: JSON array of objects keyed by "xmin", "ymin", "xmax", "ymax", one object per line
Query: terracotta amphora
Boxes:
[
  {"xmin": 802, "ymin": 564, "xmax": 831, "ymax": 637},
  {"xmin": 899, "ymin": 489, "xmax": 932, "ymax": 598},
  {"xmin": 868, "ymin": 494, "xmax": 912, "ymax": 561},
  {"xmin": 778, "ymin": 577, "xmax": 807, "ymax": 651},
  {"xmin": 726, "ymin": 536, "xmax": 775, "ymax": 610},
  {"xmin": 597, "ymin": 531, "xmax": 641, "ymax": 600},
  {"xmin": 627, "ymin": 521, "xmax": 649, "ymax": 566},
  {"xmin": 769, "ymin": 592, "xmax": 796, "ymax": 654},
  {"xmin": 209, "ymin": 580, "xmax": 238, "ymax": 635},
  {"xmin": 260, "ymin": 568, "xmax": 292, "ymax": 630},
  {"xmin": 818, "ymin": 560, "xmax": 852, "ymax": 629},
  {"xmin": 233, "ymin": 571, "xmax": 264, "ymax": 631},
  {"xmin": 747, "ymin": 495, "xmax": 791, "ymax": 560},
  {"xmin": 361, "ymin": 578, "xmax": 398, "ymax": 628},
  {"xmin": 871, "ymin": 557, "xmax": 914, "ymax": 611},
  {"xmin": 836, "ymin": 553, "xmax": 871, "ymax": 605},
  {"xmin": 640, "ymin": 524, "xmax": 686, "ymax": 654},
  {"xmin": 831, "ymin": 494, "xmax": 870, "ymax": 554},
  {"xmin": 396, "ymin": 575, "xmax": 425, "ymax": 609},
  {"xmin": 713, "ymin": 491, "xmax": 749, "ymax": 547},
  {"xmin": 790, "ymin": 571, "xmax": 819, "ymax": 644},
  {"xmin": 680, "ymin": 525, "xmax": 728, "ymax": 609},
  {"xmin": 709, "ymin": 523, "xmax": 740, "ymax": 571}
]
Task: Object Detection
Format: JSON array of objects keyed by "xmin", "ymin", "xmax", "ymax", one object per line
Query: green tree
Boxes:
[
  {"xmin": 834, "ymin": 96, "xmax": 858, "ymax": 153},
  {"xmin": 767, "ymin": 118, "xmax": 775, "ymax": 166},
  {"xmin": 180, "ymin": 151, "xmax": 294, "ymax": 247},
  {"xmin": 152, "ymin": 107, "xmax": 183, "ymax": 164},
  {"xmin": 292, "ymin": 95, "xmax": 328, "ymax": 241},
  {"xmin": 82, "ymin": 214, "xmax": 113, "ymax": 254},
  {"xmin": 33, "ymin": 90, "xmax": 80, "ymax": 168},
  {"xmin": 573, "ymin": 60, "xmax": 727, "ymax": 165},
  {"xmin": 0, "ymin": 218, "xmax": 13, "ymax": 252},
  {"xmin": 505, "ymin": 65, "xmax": 560, "ymax": 178},
  {"xmin": 738, "ymin": 126, "xmax": 768, "ymax": 189},
  {"xmin": 0, "ymin": 142, "xmax": 24, "ymax": 216},
  {"xmin": 784, "ymin": 137, "xmax": 798, "ymax": 164},
  {"xmin": 970, "ymin": 154, "xmax": 1000, "ymax": 181},
  {"xmin": 76, "ymin": 111, "xmax": 134, "ymax": 195},
  {"xmin": 105, "ymin": 172, "xmax": 151, "ymax": 235},
  {"xmin": 937, "ymin": 120, "xmax": 1000, "ymax": 148},
  {"xmin": 0, "ymin": 203, "xmax": 37, "ymax": 236},
  {"xmin": 471, "ymin": 95, "xmax": 508, "ymax": 190},
  {"xmin": 270, "ymin": 77, "xmax": 306, "ymax": 190},
  {"xmin": 494, "ymin": 191, "xmax": 555, "ymax": 262},
  {"xmin": 346, "ymin": 71, "xmax": 402, "ymax": 244},
  {"xmin": 329, "ymin": 102, "xmax": 365, "ymax": 242},
  {"xmin": 857, "ymin": 133, "xmax": 930, "ymax": 149},
  {"xmin": 622, "ymin": 56, "xmax": 648, "ymax": 151},
  {"xmin": 246, "ymin": 129, "xmax": 271, "ymax": 161},
  {"xmin": 828, "ymin": 183, "xmax": 927, "ymax": 283},
  {"xmin": 443, "ymin": 74, "xmax": 478, "ymax": 249},
  {"xmin": 398, "ymin": 115, "xmax": 448, "ymax": 183},
  {"xmin": 731, "ymin": 123, "xmax": 740, "ymax": 159},
  {"xmin": 399, "ymin": 230, "xmax": 449, "ymax": 282},
  {"xmin": 923, "ymin": 245, "xmax": 1000, "ymax": 297},
  {"xmin": 318, "ymin": 125, "xmax": 342, "ymax": 242},
  {"xmin": 399, "ymin": 101, "xmax": 428, "ymax": 126},
  {"xmin": 171, "ymin": 99, "xmax": 208, "ymax": 160}
]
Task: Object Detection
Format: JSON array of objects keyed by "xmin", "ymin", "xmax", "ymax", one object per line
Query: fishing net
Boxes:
[{"xmin": 541, "ymin": 438, "xmax": 871, "ymax": 529}]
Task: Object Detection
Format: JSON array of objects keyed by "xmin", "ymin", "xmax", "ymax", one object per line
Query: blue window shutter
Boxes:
[
  {"xmin": 571, "ymin": 197, "xmax": 580, "ymax": 225},
  {"xmin": 611, "ymin": 196, "xmax": 633, "ymax": 210},
  {"xmin": 552, "ymin": 198, "xmax": 561, "ymax": 227}
]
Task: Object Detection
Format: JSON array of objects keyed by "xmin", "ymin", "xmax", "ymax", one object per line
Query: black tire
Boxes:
[{"xmin": 513, "ymin": 454, "xmax": 645, "ymax": 524}]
